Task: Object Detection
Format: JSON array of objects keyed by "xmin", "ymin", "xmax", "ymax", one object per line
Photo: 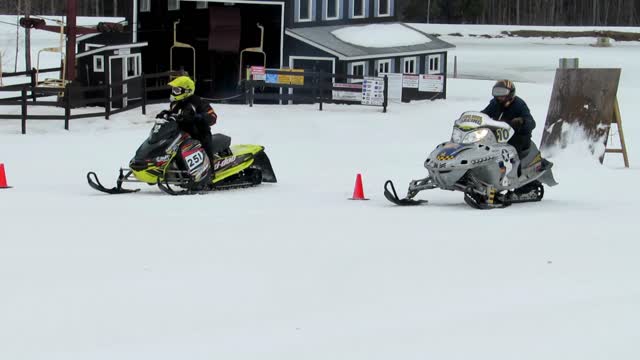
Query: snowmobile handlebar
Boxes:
[{"xmin": 155, "ymin": 110, "xmax": 183, "ymax": 122}]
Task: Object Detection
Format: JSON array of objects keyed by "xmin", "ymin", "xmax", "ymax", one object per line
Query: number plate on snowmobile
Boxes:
[{"xmin": 184, "ymin": 150, "xmax": 205, "ymax": 170}]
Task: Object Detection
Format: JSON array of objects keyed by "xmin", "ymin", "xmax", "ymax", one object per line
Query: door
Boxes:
[{"xmin": 109, "ymin": 57, "xmax": 124, "ymax": 108}]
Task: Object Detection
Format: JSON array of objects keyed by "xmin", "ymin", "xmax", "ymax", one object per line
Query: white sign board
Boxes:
[
  {"xmin": 402, "ymin": 74, "xmax": 419, "ymax": 88},
  {"xmin": 418, "ymin": 74, "xmax": 444, "ymax": 92},
  {"xmin": 332, "ymin": 83, "xmax": 362, "ymax": 102},
  {"xmin": 250, "ymin": 66, "xmax": 266, "ymax": 81},
  {"xmin": 361, "ymin": 77, "xmax": 385, "ymax": 106},
  {"xmin": 379, "ymin": 73, "xmax": 403, "ymax": 101}
]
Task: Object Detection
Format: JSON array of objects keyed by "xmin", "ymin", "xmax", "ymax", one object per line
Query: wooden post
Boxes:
[
  {"xmin": 104, "ymin": 82, "xmax": 110, "ymax": 120},
  {"xmin": 104, "ymin": 61, "xmax": 111, "ymax": 119},
  {"xmin": 318, "ymin": 72, "xmax": 323, "ymax": 111},
  {"xmin": 64, "ymin": 85, "xmax": 70, "ymax": 130},
  {"xmin": 312, "ymin": 73, "xmax": 318, "ymax": 104},
  {"xmin": 383, "ymin": 75, "xmax": 388, "ymax": 113},
  {"xmin": 29, "ymin": 68, "xmax": 37, "ymax": 101},
  {"xmin": 453, "ymin": 56, "xmax": 457, "ymax": 78},
  {"xmin": 250, "ymin": 84, "xmax": 255, "ymax": 107},
  {"xmin": 141, "ymin": 73, "xmax": 147, "ymax": 115},
  {"xmin": 604, "ymin": 98, "xmax": 630, "ymax": 167},
  {"xmin": 21, "ymin": 86, "xmax": 28, "ymax": 134}
]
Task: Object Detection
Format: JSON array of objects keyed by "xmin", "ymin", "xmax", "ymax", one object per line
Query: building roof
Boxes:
[
  {"xmin": 76, "ymin": 42, "xmax": 149, "ymax": 59},
  {"xmin": 285, "ymin": 23, "xmax": 455, "ymax": 61}
]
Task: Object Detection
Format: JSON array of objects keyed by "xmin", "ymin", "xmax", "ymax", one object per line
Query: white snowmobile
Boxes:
[{"xmin": 384, "ymin": 111, "xmax": 558, "ymax": 209}]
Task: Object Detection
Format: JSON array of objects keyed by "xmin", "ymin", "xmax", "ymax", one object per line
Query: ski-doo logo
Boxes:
[
  {"xmin": 155, "ymin": 155, "xmax": 170, "ymax": 163},
  {"xmin": 460, "ymin": 114, "xmax": 483, "ymax": 125},
  {"xmin": 214, "ymin": 156, "xmax": 237, "ymax": 171}
]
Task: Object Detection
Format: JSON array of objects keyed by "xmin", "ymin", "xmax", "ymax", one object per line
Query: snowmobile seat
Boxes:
[{"xmin": 210, "ymin": 133, "xmax": 232, "ymax": 156}]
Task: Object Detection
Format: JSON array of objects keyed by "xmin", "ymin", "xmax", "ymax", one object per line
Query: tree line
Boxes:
[
  {"xmin": 400, "ymin": 0, "xmax": 640, "ymax": 26},
  {"xmin": 0, "ymin": 0, "xmax": 123, "ymax": 17},
  {"xmin": 2, "ymin": 0, "xmax": 639, "ymax": 26}
]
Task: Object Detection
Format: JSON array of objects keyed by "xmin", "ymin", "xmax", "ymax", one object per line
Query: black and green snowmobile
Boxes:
[{"xmin": 87, "ymin": 116, "xmax": 276, "ymax": 195}]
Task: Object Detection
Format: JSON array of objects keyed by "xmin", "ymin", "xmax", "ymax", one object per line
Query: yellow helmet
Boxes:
[{"xmin": 168, "ymin": 76, "xmax": 195, "ymax": 102}]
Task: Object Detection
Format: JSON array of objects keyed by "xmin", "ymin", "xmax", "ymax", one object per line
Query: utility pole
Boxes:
[
  {"xmin": 65, "ymin": 0, "xmax": 77, "ymax": 81},
  {"xmin": 24, "ymin": 0, "xmax": 32, "ymax": 71}
]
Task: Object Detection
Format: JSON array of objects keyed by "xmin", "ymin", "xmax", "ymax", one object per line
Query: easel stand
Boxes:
[{"xmin": 603, "ymin": 98, "xmax": 630, "ymax": 167}]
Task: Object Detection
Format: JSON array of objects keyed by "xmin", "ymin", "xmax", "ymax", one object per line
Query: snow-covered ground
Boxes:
[{"xmin": 1, "ymin": 20, "xmax": 640, "ymax": 360}]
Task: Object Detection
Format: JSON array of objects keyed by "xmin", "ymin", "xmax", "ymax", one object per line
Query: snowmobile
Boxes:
[
  {"xmin": 87, "ymin": 114, "xmax": 276, "ymax": 195},
  {"xmin": 384, "ymin": 111, "xmax": 558, "ymax": 209}
]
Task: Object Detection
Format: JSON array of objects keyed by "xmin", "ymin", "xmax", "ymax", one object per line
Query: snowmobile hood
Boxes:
[{"xmin": 435, "ymin": 143, "xmax": 468, "ymax": 161}]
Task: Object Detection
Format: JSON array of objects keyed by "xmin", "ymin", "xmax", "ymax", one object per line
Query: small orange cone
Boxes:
[
  {"xmin": 349, "ymin": 173, "xmax": 369, "ymax": 200},
  {"xmin": 0, "ymin": 163, "xmax": 11, "ymax": 189}
]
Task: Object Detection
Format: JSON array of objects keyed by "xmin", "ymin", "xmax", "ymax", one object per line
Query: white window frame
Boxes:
[
  {"xmin": 124, "ymin": 54, "xmax": 142, "ymax": 80},
  {"xmin": 351, "ymin": 0, "xmax": 366, "ymax": 18},
  {"xmin": 427, "ymin": 54, "xmax": 442, "ymax": 74},
  {"xmin": 297, "ymin": 0, "xmax": 313, "ymax": 22},
  {"xmin": 403, "ymin": 57, "xmax": 417, "ymax": 74},
  {"xmin": 325, "ymin": 0, "xmax": 340, "ymax": 20},
  {"xmin": 93, "ymin": 55, "xmax": 104, "ymax": 72},
  {"xmin": 349, "ymin": 61, "xmax": 366, "ymax": 83},
  {"xmin": 140, "ymin": 0, "xmax": 150, "ymax": 12},
  {"xmin": 376, "ymin": 59, "xmax": 392, "ymax": 75},
  {"xmin": 168, "ymin": 0, "xmax": 180, "ymax": 11},
  {"xmin": 376, "ymin": 0, "xmax": 390, "ymax": 17},
  {"xmin": 196, "ymin": 1, "xmax": 208, "ymax": 9}
]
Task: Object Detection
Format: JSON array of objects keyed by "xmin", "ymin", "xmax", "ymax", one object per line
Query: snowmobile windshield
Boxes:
[{"xmin": 148, "ymin": 120, "xmax": 179, "ymax": 145}]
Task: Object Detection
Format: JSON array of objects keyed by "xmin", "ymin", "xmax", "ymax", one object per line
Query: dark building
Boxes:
[{"xmin": 81, "ymin": 0, "xmax": 455, "ymax": 101}]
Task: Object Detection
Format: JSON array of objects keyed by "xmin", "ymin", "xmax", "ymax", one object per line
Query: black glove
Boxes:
[
  {"xmin": 510, "ymin": 117, "xmax": 524, "ymax": 129},
  {"xmin": 156, "ymin": 110, "xmax": 172, "ymax": 119}
]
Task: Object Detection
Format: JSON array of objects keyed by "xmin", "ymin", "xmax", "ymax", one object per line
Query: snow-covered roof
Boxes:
[
  {"xmin": 286, "ymin": 23, "xmax": 455, "ymax": 61},
  {"xmin": 331, "ymin": 23, "xmax": 431, "ymax": 48}
]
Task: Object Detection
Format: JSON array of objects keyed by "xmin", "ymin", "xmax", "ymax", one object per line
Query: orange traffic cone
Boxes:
[
  {"xmin": 0, "ymin": 163, "xmax": 11, "ymax": 189},
  {"xmin": 349, "ymin": 173, "xmax": 369, "ymax": 200}
]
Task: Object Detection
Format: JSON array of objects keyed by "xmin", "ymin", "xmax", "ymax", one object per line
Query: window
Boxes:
[
  {"xmin": 298, "ymin": 0, "xmax": 312, "ymax": 22},
  {"xmin": 403, "ymin": 57, "xmax": 417, "ymax": 74},
  {"xmin": 325, "ymin": 0, "xmax": 340, "ymax": 20},
  {"xmin": 85, "ymin": 43, "xmax": 104, "ymax": 52},
  {"xmin": 352, "ymin": 0, "xmax": 365, "ymax": 18},
  {"xmin": 349, "ymin": 61, "xmax": 366, "ymax": 82},
  {"xmin": 428, "ymin": 54, "xmax": 442, "ymax": 74},
  {"xmin": 140, "ymin": 0, "xmax": 150, "ymax": 12},
  {"xmin": 196, "ymin": 1, "xmax": 208, "ymax": 9},
  {"xmin": 125, "ymin": 55, "xmax": 142, "ymax": 79},
  {"xmin": 168, "ymin": 0, "xmax": 180, "ymax": 11},
  {"xmin": 376, "ymin": 59, "xmax": 392, "ymax": 75},
  {"xmin": 377, "ymin": 0, "xmax": 390, "ymax": 16},
  {"xmin": 93, "ymin": 56, "xmax": 104, "ymax": 72}
]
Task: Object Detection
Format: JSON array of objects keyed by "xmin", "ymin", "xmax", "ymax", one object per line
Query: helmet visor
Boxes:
[
  {"xmin": 492, "ymin": 86, "xmax": 511, "ymax": 97},
  {"xmin": 172, "ymin": 87, "xmax": 186, "ymax": 96}
]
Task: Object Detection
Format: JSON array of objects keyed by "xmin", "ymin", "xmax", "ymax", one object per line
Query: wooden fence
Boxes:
[
  {"xmin": 1, "ymin": 69, "xmax": 389, "ymax": 134},
  {"xmin": 0, "ymin": 69, "xmax": 171, "ymax": 134},
  {"xmin": 244, "ymin": 69, "xmax": 389, "ymax": 113}
]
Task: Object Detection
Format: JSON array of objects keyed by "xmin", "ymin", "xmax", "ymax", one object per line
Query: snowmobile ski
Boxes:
[
  {"xmin": 87, "ymin": 170, "xmax": 140, "ymax": 195},
  {"xmin": 383, "ymin": 180, "xmax": 428, "ymax": 206}
]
